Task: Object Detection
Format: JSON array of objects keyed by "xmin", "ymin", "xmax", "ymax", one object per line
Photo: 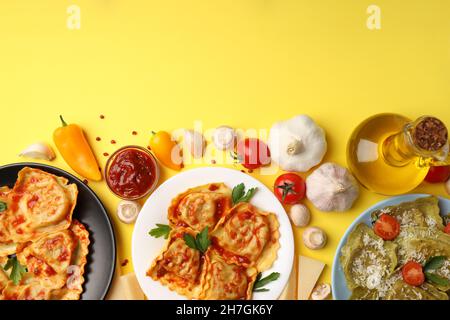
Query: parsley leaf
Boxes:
[
  {"xmin": 232, "ymin": 183, "xmax": 245, "ymax": 204},
  {"xmin": 183, "ymin": 234, "xmax": 198, "ymax": 250},
  {"xmin": 183, "ymin": 227, "xmax": 211, "ymax": 253},
  {"xmin": 425, "ymin": 272, "xmax": 450, "ymax": 287},
  {"xmin": 3, "ymin": 256, "xmax": 27, "ymax": 285},
  {"xmin": 149, "ymin": 224, "xmax": 171, "ymax": 239},
  {"xmin": 195, "ymin": 227, "xmax": 210, "ymax": 253},
  {"xmin": 253, "ymin": 272, "xmax": 280, "ymax": 291},
  {"xmin": 232, "ymin": 183, "xmax": 257, "ymax": 205},
  {"xmin": 0, "ymin": 201, "xmax": 6, "ymax": 213},
  {"xmin": 424, "ymin": 256, "xmax": 446, "ymax": 272}
]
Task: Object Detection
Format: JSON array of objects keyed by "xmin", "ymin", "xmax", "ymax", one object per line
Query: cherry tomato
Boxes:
[
  {"xmin": 274, "ymin": 173, "xmax": 306, "ymax": 205},
  {"xmin": 424, "ymin": 166, "xmax": 450, "ymax": 183},
  {"xmin": 373, "ymin": 214, "xmax": 400, "ymax": 240},
  {"xmin": 402, "ymin": 261, "xmax": 425, "ymax": 286},
  {"xmin": 444, "ymin": 223, "xmax": 450, "ymax": 235},
  {"xmin": 236, "ymin": 138, "xmax": 271, "ymax": 169}
]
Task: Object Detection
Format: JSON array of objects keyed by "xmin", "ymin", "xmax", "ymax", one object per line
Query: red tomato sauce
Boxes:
[
  {"xmin": 107, "ymin": 148, "xmax": 157, "ymax": 199},
  {"xmin": 211, "ymin": 237, "xmax": 250, "ymax": 265},
  {"xmin": 214, "ymin": 197, "xmax": 229, "ymax": 220}
]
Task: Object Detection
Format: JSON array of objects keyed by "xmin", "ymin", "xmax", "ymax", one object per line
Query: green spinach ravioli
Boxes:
[{"xmin": 341, "ymin": 196, "xmax": 450, "ymax": 300}]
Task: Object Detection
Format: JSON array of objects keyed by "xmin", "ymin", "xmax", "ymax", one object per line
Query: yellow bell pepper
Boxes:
[
  {"xmin": 149, "ymin": 131, "xmax": 182, "ymax": 171},
  {"xmin": 53, "ymin": 116, "xmax": 102, "ymax": 181}
]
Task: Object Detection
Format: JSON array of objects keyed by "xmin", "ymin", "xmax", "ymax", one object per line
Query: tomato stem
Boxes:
[{"xmin": 276, "ymin": 182, "xmax": 297, "ymax": 203}]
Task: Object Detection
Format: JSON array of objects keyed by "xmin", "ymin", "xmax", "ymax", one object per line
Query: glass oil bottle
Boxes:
[{"xmin": 347, "ymin": 114, "xmax": 449, "ymax": 195}]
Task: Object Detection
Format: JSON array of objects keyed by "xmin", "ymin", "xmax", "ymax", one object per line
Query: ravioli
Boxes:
[
  {"xmin": 396, "ymin": 227, "xmax": 450, "ymax": 292},
  {"xmin": 341, "ymin": 196, "xmax": 450, "ymax": 300},
  {"xmin": 0, "ymin": 220, "xmax": 89, "ymax": 300},
  {"xmin": 16, "ymin": 230, "xmax": 76, "ymax": 289},
  {"xmin": 370, "ymin": 196, "xmax": 443, "ymax": 231},
  {"xmin": 0, "ymin": 256, "xmax": 9, "ymax": 293},
  {"xmin": 340, "ymin": 223, "xmax": 397, "ymax": 291},
  {"xmin": 211, "ymin": 202, "xmax": 279, "ymax": 271},
  {"xmin": 168, "ymin": 183, "xmax": 231, "ymax": 232},
  {"xmin": 48, "ymin": 220, "xmax": 90, "ymax": 300},
  {"xmin": 147, "ymin": 228, "xmax": 205, "ymax": 299},
  {"xmin": 385, "ymin": 280, "xmax": 448, "ymax": 300},
  {"xmin": 0, "ymin": 168, "xmax": 78, "ymax": 245},
  {"xmin": 1, "ymin": 279, "xmax": 52, "ymax": 300},
  {"xmin": 0, "ymin": 187, "xmax": 17, "ymax": 257},
  {"xmin": 199, "ymin": 252, "xmax": 257, "ymax": 300}
]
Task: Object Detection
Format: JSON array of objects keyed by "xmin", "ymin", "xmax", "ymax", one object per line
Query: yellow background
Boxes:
[{"xmin": 1, "ymin": 0, "xmax": 449, "ymax": 298}]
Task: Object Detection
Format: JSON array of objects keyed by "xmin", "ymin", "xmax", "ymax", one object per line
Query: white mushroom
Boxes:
[
  {"xmin": 310, "ymin": 283, "xmax": 331, "ymax": 300},
  {"xmin": 184, "ymin": 129, "xmax": 206, "ymax": 159},
  {"xmin": 117, "ymin": 200, "xmax": 141, "ymax": 224},
  {"xmin": 268, "ymin": 115, "xmax": 327, "ymax": 172},
  {"xmin": 302, "ymin": 227, "xmax": 327, "ymax": 250},
  {"xmin": 289, "ymin": 204, "xmax": 311, "ymax": 227},
  {"xmin": 306, "ymin": 162, "xmax": 359, "ymax": 212},
  {"xmin": 212, "ymin": 126, "xmax": 236, "ymax": 151},
  {"xmin": 19, "ymin": 142, "xmax": 56, "ymax": 161}
]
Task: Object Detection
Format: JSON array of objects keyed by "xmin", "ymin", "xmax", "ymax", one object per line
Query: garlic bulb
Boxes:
[
  {"xmin": 117, "ymin": 200, "xmax": 141, "ymax": 224},
  {"xmin": 311, "ymin": 283, "xmax": 331, "ymax": 300},
  {"xmin": 268, "ymin": 115, "xmax": 327, "ymax": 172},
  {"xmin": 289, "ymin": 204, "xmax": 310, "ymax": 227},
  {"xmin": 302, "ymin": 226, "xmax": 327, "ymax": 250},
  {"xmin": 306, "ymin": 162, "xmax": 359, "ymax": 212},
  {"xmin": 19, "ymin": 142, "xmax": 56, "ymax": 161},
  {"xmin": 184, "ymin": 129, "xmax": 206, "ymax": 159},
  {"xmin": 212, "ymin": 126, "xmax": 236, "ymax": 151}
]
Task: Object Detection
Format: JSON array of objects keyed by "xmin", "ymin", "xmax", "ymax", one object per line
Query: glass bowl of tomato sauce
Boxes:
[{"xmin": 105, "ymin": 145, "xmax": 160, "ymax": 200}]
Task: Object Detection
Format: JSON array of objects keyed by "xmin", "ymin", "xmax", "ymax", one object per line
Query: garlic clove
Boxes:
[
  {"xmin": 19, "ymin": 142, "xmax": 56, "ymax": 161},
  {"xmin": 289, "ymin": 204, "xmax": 311, "ymax": 227},
  {"xmin": 212, "ymin": 126, "xmax": 236, "ymax": 151},
  {"xmin": 310, "ymin": 283, "xmax": 331, "ymax": 300},
  {"xmin": 184, "ymin": 129, "xmax": 206, "ymax": 159},
  {"xmin": 117, "ymin": 200, "xmax": 141, "ymax": 224},
  {"xmin": 302, "ymin": 226, "xmax": 327, "ymax": 250}
]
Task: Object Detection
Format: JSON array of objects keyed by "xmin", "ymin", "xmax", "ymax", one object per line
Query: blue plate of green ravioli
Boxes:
[{"xmin": 332, "ymin": 194, "xmax": 450, "ymax": 300}]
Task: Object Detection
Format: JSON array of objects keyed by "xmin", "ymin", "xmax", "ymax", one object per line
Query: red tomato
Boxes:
[
  {"xmin": 402, "ymin": 261, "xmax": 425, "ymax": 286},
  {"xmin": 424, "ymin": 166, "xmax": 450, "ymax": 183},
  {"xmin": 274, "ymin": 173, "xmax": 306, "ymax": 205},
  {"xmin": 444, "ymin": 223, "xmax": 450, "ymax": 235},
  {"xmin": 373, "ymin": 214, "xmax": 400, "ymax": 240},
  {"xmin": 236, "ymin": 138, "xmax": 271, "ymax": 169}
]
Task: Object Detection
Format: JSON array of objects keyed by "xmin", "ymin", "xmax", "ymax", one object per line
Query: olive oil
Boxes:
[{"xmin": 347, "ymin": 114, "xmax": 449, "ymax": 195}]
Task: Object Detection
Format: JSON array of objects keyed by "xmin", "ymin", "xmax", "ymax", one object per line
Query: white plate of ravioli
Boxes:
[{"xmin": 132, "ymin": 167, "xmax": 294, "ymax": 300}]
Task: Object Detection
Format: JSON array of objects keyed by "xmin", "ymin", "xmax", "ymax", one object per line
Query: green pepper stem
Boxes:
[{"xmin": 59, "ymin": 115, "xmax": 68, "ymax": 127}]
